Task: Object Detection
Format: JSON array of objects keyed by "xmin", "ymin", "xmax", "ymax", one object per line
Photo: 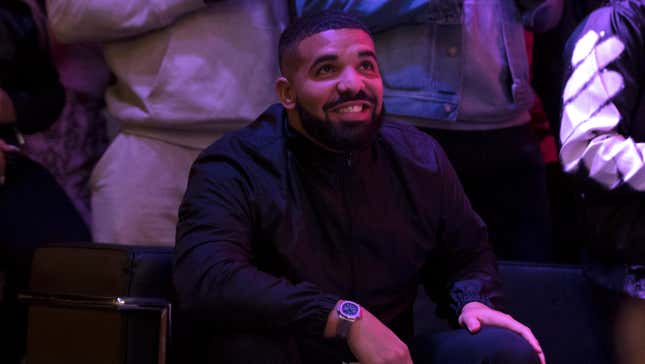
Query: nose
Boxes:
[{"xmin": 336, "ymin": 68, "xmax": 362, "ymax": 95}]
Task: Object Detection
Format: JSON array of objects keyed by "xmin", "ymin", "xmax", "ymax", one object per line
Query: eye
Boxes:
[
  {"xmin": 316, "ymin": 64, "xmax": 336, "ymax": 76},
  {"xmin": 359, "ymin": 61, "xmax": 375, "ymax": 71}
]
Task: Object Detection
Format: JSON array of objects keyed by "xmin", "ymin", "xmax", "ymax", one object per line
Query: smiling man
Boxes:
[{"xmin": 175, "ymin": 11, "xmax": 542, "ymax": 364}]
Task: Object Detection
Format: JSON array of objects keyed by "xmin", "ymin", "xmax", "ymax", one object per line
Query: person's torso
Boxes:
[
  {"xmin": 374, "ymin": 0, "xmax": 533, "ymax": 130},
  {"xmin": 206, "ymin": 105, "xmax": 450, "ymax": 335},
  {"xmin": 101, "ymin": 0, "xmax": 289, "ymax": 149},
  {"xmin": 565, "ymin": 1, "xmax": 645, "ymax": 266}
]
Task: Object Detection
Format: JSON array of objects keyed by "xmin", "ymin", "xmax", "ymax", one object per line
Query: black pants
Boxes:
[
  {"xmin": 202, "ymin": 327, "xmax": 539, "ymax": 364},
  {"xmin": 0, "ymin": 155, "xmax": 91, "ymax": 364},
  {"xmin": 420, "ymin": 125, "xmax": 553, "ymax": 262}
]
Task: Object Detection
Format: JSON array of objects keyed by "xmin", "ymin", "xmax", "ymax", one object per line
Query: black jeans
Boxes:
[{"xmin": 203, "ymin": 327, "xmax": 539, "ymax": 364}]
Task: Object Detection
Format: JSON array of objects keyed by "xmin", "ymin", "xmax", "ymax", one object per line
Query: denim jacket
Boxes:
[{"xmin": 294, "ymin": 0, "xmax": 562, "ymax": 130}]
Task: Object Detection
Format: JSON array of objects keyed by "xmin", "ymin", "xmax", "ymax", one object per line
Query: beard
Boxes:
[{"xmin": 295, "ymin": 91, "xmax": 384, "ymax": 152}]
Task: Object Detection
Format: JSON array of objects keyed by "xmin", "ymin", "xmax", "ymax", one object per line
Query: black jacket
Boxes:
[
  {"xmin": 175, "ymin": 104, "xmax": 502, "ymax": 339},
  {"xmin": 561, "ymin": 0, "xmax": 645, "ymax": 265}
]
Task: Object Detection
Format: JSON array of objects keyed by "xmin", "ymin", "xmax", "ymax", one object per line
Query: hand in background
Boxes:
[
  {"xmin": 0, "ymin": 139, "xmax": 20, "ymax": 185},
  {"xmin": 0, "ymin": 88, "xmax": 16, "ymax": 123},
  {"xmin": 459, "ymin": 301, "xmax": 545, "ymax": 364}
]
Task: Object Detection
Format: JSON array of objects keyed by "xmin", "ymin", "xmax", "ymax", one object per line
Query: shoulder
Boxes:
[
  {"xmin": 564, "ymin": 1, "xmax": 643, "ymax": 83},
  {"xmin": 199, "ymin": 104, "xmax": 285, "ymax": 161},
  {"xmin": 570, "ymin": 1, "xmax": 644, "ymax": 44},
  {"xmin": 189, "ymin": 104, "xmax": 288, "ymax": 190}
]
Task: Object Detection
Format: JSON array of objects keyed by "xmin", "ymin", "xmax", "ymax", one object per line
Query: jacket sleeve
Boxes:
[
  {"xmin": 0, "ymin": 4, "xmax": 64, "ymax": 134},
  {"xmin": 518, "ymin": 0, "xmax": 564, "ymax": 32},
  {"xmin": 559, "ymin": 5, "xmax": 645, "ymax": 192},
  {"xmin": 46, "ymin": 0, "xmax": 206, "ymax": 43},
  {"xmin": 422, "ymin": 140, "xmax": 503, "ymax": 317},
  {"xmin": 174, "ymin": 152, "xmax": 339, "ymax": 337},
  {"xmin": 293, "ymin": 0, "xmax": 428, "ymax": 33}
]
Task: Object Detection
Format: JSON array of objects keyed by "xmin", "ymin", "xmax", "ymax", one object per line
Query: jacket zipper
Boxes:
[{"xmin": 341, "ymin": 152, "xmax": 357, "ymax": 297}]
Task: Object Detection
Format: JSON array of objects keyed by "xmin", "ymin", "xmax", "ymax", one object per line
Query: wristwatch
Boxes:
[{"xmin": 336, "ymin": 300, "xmax": 361, "ymax": 339}]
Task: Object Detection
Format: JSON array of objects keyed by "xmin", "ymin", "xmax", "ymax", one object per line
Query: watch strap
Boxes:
[{"xmin": 336, "ymin": 316, "xmax": 352, "ymax": 339}]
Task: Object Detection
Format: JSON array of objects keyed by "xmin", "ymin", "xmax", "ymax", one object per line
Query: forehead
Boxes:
[{"xmin": 295, "ymin": 28, "xmax": 376, "ymax": 64}]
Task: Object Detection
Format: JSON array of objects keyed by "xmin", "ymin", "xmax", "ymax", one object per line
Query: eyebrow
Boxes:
[
  {"xmin": 310, "ymin": 50, "xmax": 378, "ymax": 70},
  {"xmin": 311, "ymin": 54, "xmax": 338, "ymax": 69},
  {"xmin": 358, "ymin": 50, "xmax": 378, "ymax": 60}
]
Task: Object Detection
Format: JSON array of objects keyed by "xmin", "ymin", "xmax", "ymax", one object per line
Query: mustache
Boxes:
[{"xmin": 322, "ymin": 90, "xmax": 377, "ymax": 112}]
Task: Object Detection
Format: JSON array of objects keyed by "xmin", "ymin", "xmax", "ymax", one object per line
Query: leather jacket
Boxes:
[{"xmin": 560, "ymin": 0, "xmax": 645, "ymax": 266}]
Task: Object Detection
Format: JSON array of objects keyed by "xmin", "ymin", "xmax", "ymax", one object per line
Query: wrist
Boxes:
[
  {"xmin": 336, "ymin": 300, "xmax": 362, "ymax": 339},
  {"xmin": 324, "ymin": 300, "xmax": 363, "ymax": 339}
]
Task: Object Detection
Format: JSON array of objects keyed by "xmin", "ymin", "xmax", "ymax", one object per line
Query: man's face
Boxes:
[{"xmin": 279, "ymin": 28, "xmax": 384, "ymax": 151}]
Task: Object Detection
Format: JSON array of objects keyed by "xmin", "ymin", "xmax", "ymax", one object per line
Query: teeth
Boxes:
[{"xmin": 338, "ymin": 105, "xmax": 362, "ymax": 113}]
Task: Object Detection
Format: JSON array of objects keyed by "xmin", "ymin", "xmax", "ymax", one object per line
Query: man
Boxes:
[
  {"xmin": 294, "ymin": 0, "xmax": 563, "ymax": 262},
  {"xmin": 46, "ymin": 0, "xmax": 288, "ymax": 245},
  {"xmin": 175, "ymin": 11, "xmax": 543, "ymax": 363},
  {"xmin": 559, "ymin": 1, "xmax": 644, "ymax": 362}
]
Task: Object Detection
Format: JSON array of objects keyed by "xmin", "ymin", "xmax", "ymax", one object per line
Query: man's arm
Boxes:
[
  {"xmin": 177, "ymin": 152, "xmax": 415, "ymax": 363},
  {"xmin": 424, "ymin": 140, "xmax": 545, "ymax": 363},
  {"xmin": 559, "ymin": 5, "xmax": 645, "ymax": 192},
  {"xmin": 293, "ymin": 0, "xmax": 428, "ymax": 33},
  {"xmin": 174, "ymin": 155, "xmax": 339, "ymax": 337},
  {"xmin": 419, "ymin": 140, "xmax": 501, "ymax": 315},
  {"xmin": 46, "ymin": 0, "xmax": 206, "ymax": 43},
  {"xmin": 323, "ymin": 301, "xmax": 413, "ymax": 364}
]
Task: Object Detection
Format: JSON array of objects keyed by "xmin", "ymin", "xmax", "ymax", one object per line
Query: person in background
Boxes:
[
  {"xmin": 295, "ymin": 0, "xmax": 563, "ymax": 262},
  {"xmin": 531, "ymin": 0, "xmax": 606, "ymax": 264},
  {"xmin": 559, "ymin": 0, "xmax": 644, "ymax": 362},
  {"xmin": 19, "ymin": 0, "xmax": 111, "ymax": 227},
  {"xmin": 46, "ymin": 0, "xmax": 289, "ymax": 245},
  {"xmin": 0, "ymin": 1, "xmax": 91, "ymax": 363}
]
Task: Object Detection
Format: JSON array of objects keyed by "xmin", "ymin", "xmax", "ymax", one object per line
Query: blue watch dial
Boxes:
[{"xmin": 340, "ymin": 301, "xmax": 360, "ymax": 318}]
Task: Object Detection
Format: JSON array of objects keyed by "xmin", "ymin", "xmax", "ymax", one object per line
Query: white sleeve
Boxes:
[
  {"xmin": 46, "ymin": 0, "xmax": 206, "ymax": 43},
  {"xmin": 560, "ymin": 29, "xmax": 645, "ymax": 191}
]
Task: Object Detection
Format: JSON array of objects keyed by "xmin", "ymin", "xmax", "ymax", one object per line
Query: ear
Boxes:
[{"xmin": 275, "ymin": 76, "xmax": 296, "ymax": 110}]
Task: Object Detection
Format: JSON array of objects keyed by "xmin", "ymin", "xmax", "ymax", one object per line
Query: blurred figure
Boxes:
[
  {"xmin": 295, "ymin": 0, "xmax": 563, "ymax": 262},
  {"xmin": 0, "ymin": 1, "xmax": 91, "ymax": 363},
  {"xmin": 615, "ymin": 296, "xmax": 645, "ymax": 364},
  {"xmin": 560, "ymin": 0, "xmax": 644, "ymax": 362},
  {"xmin": 19, "ymin": 0, "xmax": 111, "ymax": 226},
  {"xmin": 532, "ymin": 0, "xmax": 605, "ymax": 264},
  {"xmin": 46, "ymin": 0, "xmax": 289, "ymax": 245}
]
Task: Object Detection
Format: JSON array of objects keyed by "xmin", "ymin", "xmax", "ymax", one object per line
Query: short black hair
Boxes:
[{"xmin": 278, "ymin": 10, "xmax": 372, "ymax": 73}]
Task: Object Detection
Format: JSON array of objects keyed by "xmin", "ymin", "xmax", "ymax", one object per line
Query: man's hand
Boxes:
[
  {"xmin": 0, "ymin": 139, "xmax": 20, "ymax": 185},
  {"xmin": 325, "ymin": 301, "xmax": 413, "ymax": 364},
  {"xmin": 459, "ymin": 301, "xmax": 545, "ymax": 364},
  {"xmin": 348, "ymin": 308, "xmax": 413, "ymax": 364}
]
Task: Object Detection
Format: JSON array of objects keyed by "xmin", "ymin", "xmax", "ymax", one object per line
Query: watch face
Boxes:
[{"xmin": 341, "ymin": 301, "xmax": 360, "ymax": 318}]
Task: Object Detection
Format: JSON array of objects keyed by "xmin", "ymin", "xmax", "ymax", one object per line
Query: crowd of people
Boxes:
[{"xmin": 0, "ymin": 0, "xmax": 643, "ymax": 363}]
